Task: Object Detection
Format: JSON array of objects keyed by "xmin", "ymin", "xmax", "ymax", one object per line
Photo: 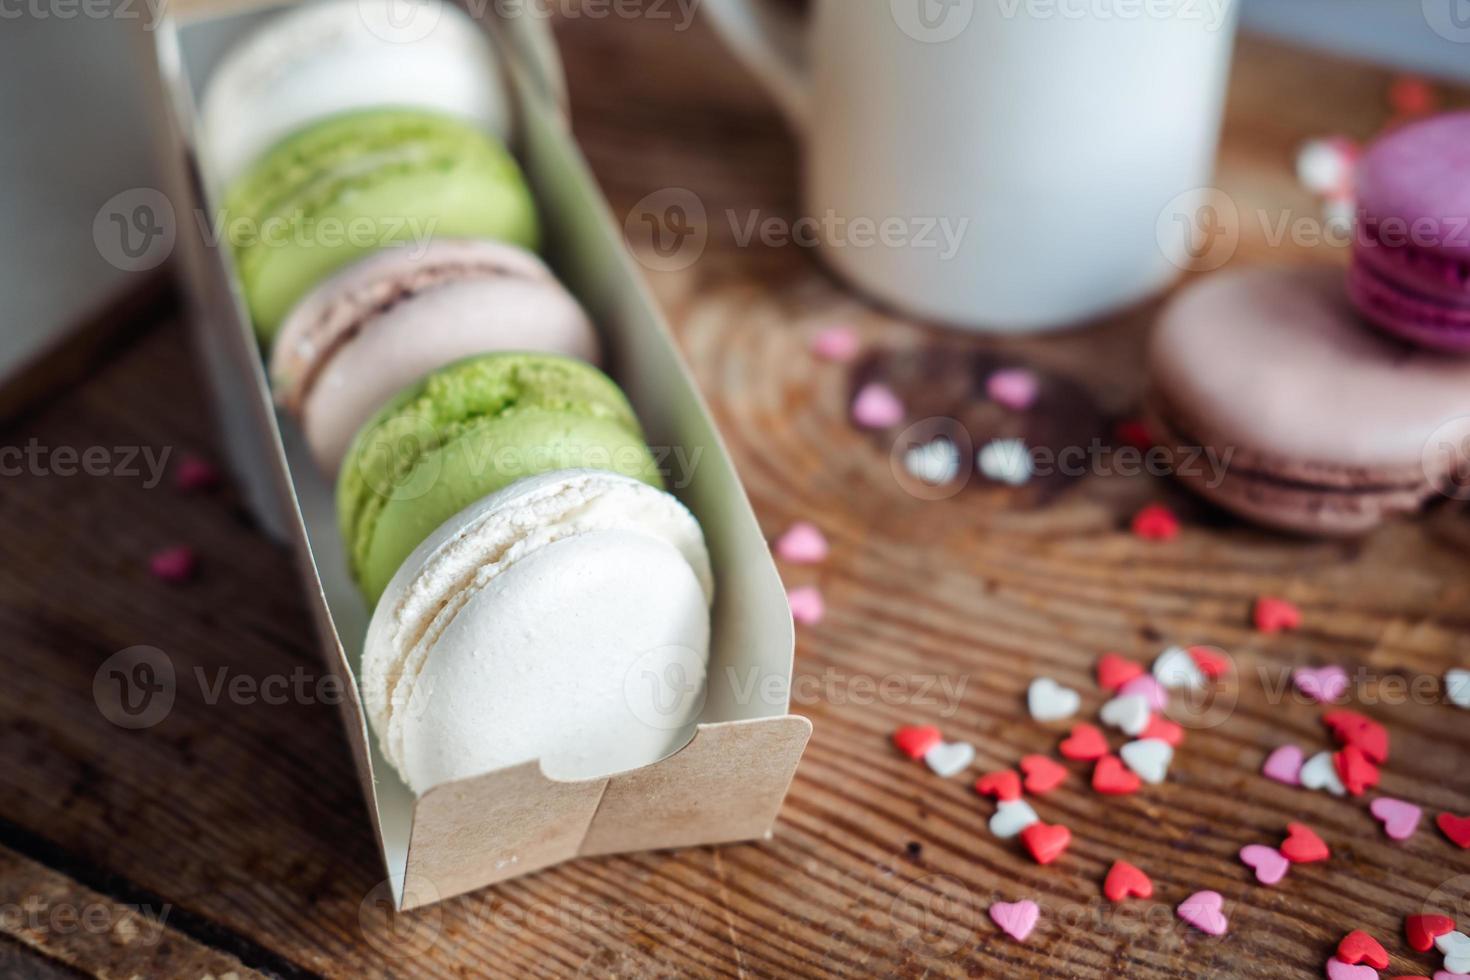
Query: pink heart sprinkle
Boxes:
[
  {"xmin": 1325, "ymin": 958, "xmax": 1379, "ymax": 980},
  {"xmin": 774, "ymin": 522, "xmax": 829, "ymax": 564},
  {"xmin": 1119, "ymin": 675, "xmax": 1169, "ymax": 713},
  {"xmin": 174, "ymin": 455, "xmax": 221, "ymax": 493},
  {"xmin": 989, "ymin": 900, "xmax": 1040, "ymax": 942},
  {"xmin": 1293, "ymin": 665, "xmax": 1349, "ymax": 704},
  {"xmin": 1436, "ymin": 972, "xmax": 1470, "ymax": 980},
  {"xmin": 1262, "ymin": 745, "xmax": 1304, "ymax": 786},
  {"xmin": 810, "ymin": 325, "xmax": 861, "ymax": 362},
  {"xmin": 1177, "ymin": 891, "xmax": 1228, "ymax": 936},
  {"xmin": 851, "ymin": 383, "xmax": 904, "ymax": 429},
  {"xmin": 1239, "ymin": 845, "xmax": 1290, "ymax": 886},
  {"xmin": 1370, "ymin": 796, "xmax": 1423, "ymax": 841},
  {"xmin": 149, "ymin": 546, "xmax": 197, "ymax": 584},
  {"xmin": 986, "ymin": 368, "xmax": 1040, "ymax": 411},
  {"xmin": 787, "ymin": 586, "xmax": 825, "ymax": 625}
]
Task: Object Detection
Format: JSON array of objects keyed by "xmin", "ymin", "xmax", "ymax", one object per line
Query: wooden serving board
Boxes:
[{"xmin": 1, "ymin": 8, "xmax": 1468, "ymax": 978}]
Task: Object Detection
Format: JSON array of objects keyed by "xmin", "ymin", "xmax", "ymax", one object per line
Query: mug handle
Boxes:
[{"xmin": 700, "ymin": 0, "xmax": 810, "ymax": 130}]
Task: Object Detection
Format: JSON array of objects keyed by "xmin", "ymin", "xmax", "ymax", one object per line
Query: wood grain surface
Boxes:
[{"xmin": 2, "ymin": 7, "xmax": 1469, "ymax": 978}]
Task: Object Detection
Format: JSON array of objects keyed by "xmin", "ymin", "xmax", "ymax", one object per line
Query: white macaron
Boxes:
[
  {"xmin": 362, "ymin": 470, "xmax": 715, "ymax": 796},
  {"xmin": 200, "ymin": 0, "xmax": 512, "ymax": 190}
]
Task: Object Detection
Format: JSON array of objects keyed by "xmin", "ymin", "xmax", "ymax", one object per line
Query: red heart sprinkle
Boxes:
[
  {"xmin": 174, "ymin": 455, "xmax": 221, "ymax": 493},
  {"xmin": 974, "ymin": 770, "xmax": 1023, "ymax": 802},
  {"xmin": 1141, "ymin": 715, "xmax": 1185, "ymax": 747},
  {"xmin": 1115, "ymin": 419, "xmax": 1154, "ymax": 451},
  {"xmin": 1060, "ymin": 723, "xmax": 1109, "ymax": 761},
  {"xmin": 1323, "ymin": 710, "xmax": 1389, "ymax": 764},
  {"xmin": 1020, "ymin": 755, "xmax": 1068, "ymax": 795},
  {"xmin": 1093, "ymin": 755, "xmax": 1141, "ymax": 795},
  {"xmin": 149, "ymin": 546, "xmax": 197, "ymax": 584},
  {"xmin": 1334, "ymin": 744, "xmax": 1380, "ymax": 797},
  {"xmin": 1280, "ymin": 823, "xmax": 1330, "ymax": 864},
  {"xmin": 1188, "ymin": 645, "xmax": 1232, "ymax": 679},
  {"xmin": 1020, "ymin": 822, "xmax": 1072, "ymax": 865},
  {"xmin": 1097, "ymin": 653, "xmax": 1145, "ymax": 692},
  {"xmin": 1406, "ymin": 913, "xmax": 1456, "ymax": 952},
  {"xmin": 893, "ymin": 725, "xmax": 941, "ymax": 760},
  {"xmin": 1103, "ymin": 861, "xmax": 1153, "ymax": 903},
  {"xmin": 1131, "ymin": 503, "xmax": 1180, "ymax": 541},
  {"xmin": 1337, "ymin": 931, "xmax": 1390, "ymax": 970},
  {"xmin": 1253, "ymin": 596, "xmax": 1302, "ymax": 633},
  {"xmin": 1438, "ymin": 812, "xmax": 1470, "ymax": 849}
]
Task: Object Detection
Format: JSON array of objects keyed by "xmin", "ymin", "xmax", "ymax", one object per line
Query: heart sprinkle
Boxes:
[
  {"xmin": 1262, "ymin": 745, "xmax": 1305, "ymax": 786},
  {"xmin": 1254, "ymin": 596, "xmax": 1303, "ymax": 633},
  {"xmin": 1131, "ymin": 503, "xmax": 1181, "ymax": 541},
  {"xmin": 1020, "ymin": 755, "xmax": 1068, "ymax": 795},
  {"xmin": 851, "ymin": 383, "xmax": 904, "ymax": 429},
  {"xmin": 1120, "ymin": 739, "xmax": 1173, "ymax": 785},
  {"xmin": 1294, "ymin": 665, "xmax": 1350, "ymax": 704},
  {"xmin": 1301, "ymin": 751, "xmax": 1347, "ymax": 797},
  {"xmin": 1100, "ymin": 693, "xmax": 1152, "ymax": 736},
  {"xmin": 1370, "ymin": 797, "xmax": 1423, "ymax": 841},
  {"xmin": 1239, "ymin": 845, "xmax": 1290, "ymax": 886},
  {"xmin": 1060, "ymin": 723, "xmax": 1110, "ymax": 761},
  {"xmin": 1020, "ymin": 822, "xmax": 1072, "ymax": 865},
  {"xmin": 1103, "ymin": 861, "xmax": 1153, "ymax": 903},
  {"xmin": 1447, "ymin": 670, "xmax": 1470, "ymax": 710},
  {"xmin": 1323, "ymin": 710, "xmax": 1390, "ymax": 764},
  {"xmin": 1142, "ymin": 715, "xmax": 1185, "ymax": 747},
  {"xmin": 923, "ymin": 741, "xmax": 975, "ymax": 778},
  {"xmin": 1118, "ymin": 675, "xmax": 1169, "ymax": 712},
  {"xmin": 1281, "ymin": 823, "xmax": 1331, "ymax": 864},
  {"xmin": 1189, "ymin": 645, "xmax": 1233, "ymax": 679},
  {"xmin": 810, "ymin": 324, "xmax": 861, "ymax": 362},
  {"xmin": 149, "ymin": 546, "xmax": 197, "ymax": 584},
  {"xmin": 974, "ymin": 770, "xmax": 1023, "ymax": 802},
  {"xmin": 1408, "ymin": 915, "xmax": 1457, "ymax": 953},
  {"xmin": 986, "ymin": 368, "xmax": 1041, "ymax": 411},
  {"xmin": 977, "ymin": 438, "xmax": 1035, "ymax": 487},
  {"xmin": 787, "ymin": 586, "xmax": 825, "ymax": 625},
  {"xmin": 1153, "ymin": 646, "xmax": 1206, "ymax": 691},
  {"xmin": 990, "ymin": 800, "xmax": 1040, "ymax": 840},
  {"xmin": 1097, "ymin": 653, "xmax": 1146, "ymax": 692},
  {"xmin": 1325, "ymin": 958, "xmax": 1380, "ymax": 980},
  {"xmin": 1177, "ymin": 891, "xmax": 1229, "ymax": 936},
  {"xmin": 1438, "ymin": 932, "xmax": 1470, "ymax": 974},
  {"xmin": 904, "ymin": 438, "xmax": 961, "ymax": 486},
  {"xmin": 989, "ymin": 900, "xmax": 1040, "ymax": 942},
  {"xmin": 893, "ymin": 725, "xmax": 942, "ymax": 760},
  {"xmin": 174, "ymin": 455, "xmax": 221, "ymax": 492},
  {"xmin": 1028, "ymin": 678, "xmax": 1081, "ymax": 723},
  {"xmin": 1093, "ymin": 755, "xmax": 1142, "ymax": 796},
  {"xmin": 1115, "ymin": 418, "xmax": 1154, "ymax": 451},
  {"xmin": 1437, "ymin": 813, "xmax": 1470, "ymax": 849},
  {"xmin": 773, "ymin": 522, "xmax": 829, "ymax": 564},
  {"xmin": 1338, "ymin": 931, "xmax": 1391, "ymax": 970},
  {"xmin": 1335, "ymin": 744, "xmax": 1381, "ymax": 797}
]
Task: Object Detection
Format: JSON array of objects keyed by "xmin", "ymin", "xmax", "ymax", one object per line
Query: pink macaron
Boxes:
[
  {"xmin": 270, "ymin": 239, "xmax": 600, "ymax": 474},
  {"xmin": 1349, "ymin": 111, "xmax": 1470, "ymax": 353}
]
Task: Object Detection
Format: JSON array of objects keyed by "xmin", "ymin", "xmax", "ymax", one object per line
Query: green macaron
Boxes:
[
  {"xmin": 222, "ymin": 109, "xmax": 540, "ymax": 343},
  {"xmin": 338, "ymin": 353, "xmax": 664, "ymax": 603}
]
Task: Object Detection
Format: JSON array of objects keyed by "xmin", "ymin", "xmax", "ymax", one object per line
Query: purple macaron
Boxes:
[{"xmin": 1349, "ymin": 111, "xmax": 1470, "ymax": 353}]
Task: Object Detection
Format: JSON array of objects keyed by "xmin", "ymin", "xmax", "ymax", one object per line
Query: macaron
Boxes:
[
  {"xmin": 222, "ymin": 108, "xmax": 539, "ymax": 342},
  {"xmin": 338, "ymin": 353, "xmax": 663, "ymax": 603},
  {"xmin": 1147, "ymin": 265, "xmax": 1470, "ymax": 535},
  {"xmin": 1349, "ymin": 111, "xmax": 1470, "ymax": 352},
  {"xmin": 200, "ymin": 0, "xmax": 512, "ymax": 190},
  {"xmin": 271, "ymin": 239, "xmax": 599, "ymax": 475},
  {"xmin": 362, "ymin": 469, "xmax": 714, "ymax": 795}
]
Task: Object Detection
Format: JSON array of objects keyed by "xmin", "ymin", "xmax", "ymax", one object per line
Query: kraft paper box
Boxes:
[{"xmin": 135, "ymin": 0, "xmax": 810, "ymax": 909}]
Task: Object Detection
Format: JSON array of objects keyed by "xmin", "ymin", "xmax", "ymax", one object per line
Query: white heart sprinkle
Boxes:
[
  {"xmin": 989, "ymin": 799, "xmax": 1040, "ymax": 839},
  {"xmin": 1439, "ymin": 931, "xmax": 1470, "ymax": 973},
  {"xmin": 923, "ymin": 740, "xmax": 975, "ymax": 778},
  {"xmin": 1028, "ymin": 678, "xmax": 1081, "ymax": 723},
  {"xmin": 1100, "ymin": 693, "xmax": 1152, "ymax": 736},
  {"xmin": 904, "ymin": 439, "xmax": 960, "ymax": 486},
  {"xmin": 977, "ymin": 438, "xmax": 1034, "ymax": 487},
  {"xmin": 1446, "ymin": 670, "xmax": 1470, "ymax": 710},
  {"xmin": 1120, "ymin": 739, "xmax": 1174, "ymax": 785},
  {"xmin": 1299, "ymin": 751, "xmax": 1345, "ymax": 797},
  {"xmin": 1152, "ymin": 646, "xmax": 1205, "ymax": 690}
]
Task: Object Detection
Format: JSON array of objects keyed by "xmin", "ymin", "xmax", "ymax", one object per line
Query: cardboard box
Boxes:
[{"xmin": 138, "ymin": 1, "xmax": 809, "ymax": 909}]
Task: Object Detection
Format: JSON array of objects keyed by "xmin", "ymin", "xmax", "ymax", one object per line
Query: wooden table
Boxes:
[{"xmin": 3, "ymin": 10, "xmax": 1469, "ymax": 979}]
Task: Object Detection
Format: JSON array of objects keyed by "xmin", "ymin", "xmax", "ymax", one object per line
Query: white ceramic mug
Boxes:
[{"xmin": 702, "ymin": 0, "xmax": 1240, "ymax": 332}]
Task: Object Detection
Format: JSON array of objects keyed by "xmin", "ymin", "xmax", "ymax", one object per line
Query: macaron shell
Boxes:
[
  {"xmin": 391, "ymin": 529, "xmax": 709, "ymax": 794},
  {"xmin": 1349, "ymin": 253, "xmax": 1470, "ymax": 353},
  {"xmin": 1355, "ymin": 111, "xmax": 1470, "ymax": 267},
  {"xmin": 200, "ymin": 0, "xmax": 511, "ymax": 190}
]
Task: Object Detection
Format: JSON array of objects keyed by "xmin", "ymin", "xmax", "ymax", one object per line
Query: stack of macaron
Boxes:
[
  {"xmin": 203, "ymin": 0, "xmax": 713, "ymax": 794},
  {"xmin": 1147, "ymin": 111, "xmax": 1470, "ymax": 536}
]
